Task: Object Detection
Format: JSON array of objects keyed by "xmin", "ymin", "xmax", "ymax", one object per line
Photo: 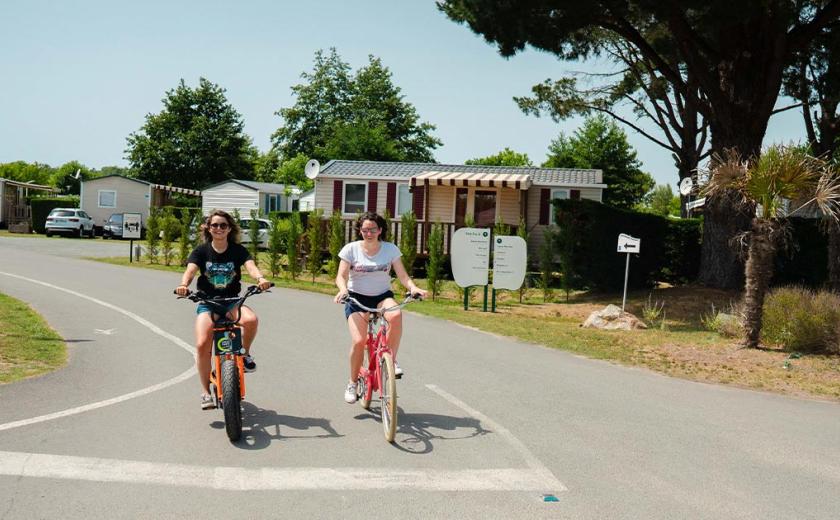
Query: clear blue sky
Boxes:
[{"xmin": 0, "ymin": 0, "xmax": 805, "ymax": 188}]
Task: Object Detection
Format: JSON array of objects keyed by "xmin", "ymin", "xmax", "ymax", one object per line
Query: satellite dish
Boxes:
[
  {"xmin": 304, "ymin": 159, "xmax": 320, "ymax": 180},
  {"xmin": 74, "ymin": 168, "xmax": 81, "ymax": 180},
  {"xmin": 679, "ymin": 177, "xmax": 693, "ymax": 196}
]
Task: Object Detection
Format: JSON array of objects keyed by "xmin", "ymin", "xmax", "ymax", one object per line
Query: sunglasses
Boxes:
[
  {"xmin": 209, "ymin": 222, "xmax": 229, "ymax": 229},
  {"xmin": 359, "ymin": 227, "xmax": 379, "ymax": 234}
]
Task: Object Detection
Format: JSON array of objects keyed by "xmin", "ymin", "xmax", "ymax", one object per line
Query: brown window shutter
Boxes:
[
  {"xmin": 538, "ymin": 188, "xmax": 550, "ymax": 225},
  {"xmin": 570, "ymin": 189, "xmax": 581, "ymax": 200},
  {"xmin": 412, "ymin": 185, "xmax": 425, "ymax": 220},
  {"xmin": 367, "ymin": 182, "xmax": 378, "ymax": 213},
  {"xmin": 332, "ymin": 180, "xmax": 343, "ymax": 211},
  {"xmin": 385, "ymin": 182, "xmax": 396, "ymax": 216}
]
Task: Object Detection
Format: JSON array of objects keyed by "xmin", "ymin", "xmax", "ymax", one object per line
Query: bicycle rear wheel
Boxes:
[
  {"xmin": 380, "ymin": 352, "xmax": 398, "ymax": 442},
  {"xmin": 221, "ymin": 358, "xmax": 242, "ymax": 442}
]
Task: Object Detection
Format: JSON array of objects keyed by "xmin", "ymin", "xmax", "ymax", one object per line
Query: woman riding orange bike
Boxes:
[
  {"xmin": 175, "ymin": 209, "xmax": 271, "ymax": 409},
  {"xmin": 334, "ymin": 211, "xmax": 427, "ymax": 404}
]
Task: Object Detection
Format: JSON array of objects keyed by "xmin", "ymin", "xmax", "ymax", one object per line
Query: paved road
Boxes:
[{"xmin": 1, "ymin": 236, "xmax": 839, "ymax": 519}]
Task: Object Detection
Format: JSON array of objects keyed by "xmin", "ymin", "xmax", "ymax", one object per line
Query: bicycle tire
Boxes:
[
  {"xmin": 221, "ymin": 358, "xmax": 242, "ymax": 442},
  {"xmin": 380, "ymin": 352, "xmax": 398, "ymax": 442},
  {"xmin": 358, "ymin": 375, "xmax": 371, "ymax": 410}
]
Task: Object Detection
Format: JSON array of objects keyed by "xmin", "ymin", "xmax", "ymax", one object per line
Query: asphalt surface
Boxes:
[{"xmin": 0, "ymin": 235, "xmax": 839, "ymax": 519}]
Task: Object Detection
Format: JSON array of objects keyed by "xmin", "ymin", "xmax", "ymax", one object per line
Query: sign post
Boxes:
[
  {"xmin": 491, "ymin": 235, "xmax": 527, "ymax": 312},
  {"xmin": 123, "ymin": 213, "xmax": 142, "ymax": 262},
  {"xmin": 450, "ymin": 228, "xmax": 491, "ymax": 310},
  {"xmin": 617, "ymin": 233, "xmax": 641, "ymax": 311}
]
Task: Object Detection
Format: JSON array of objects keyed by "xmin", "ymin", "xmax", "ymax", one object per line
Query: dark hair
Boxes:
[
  {"xmin": 202, "ymin": 210, "xmax": 241, "ymax": 244},
  {"xmin": 355, "ymin": 211, "xmax": 388, "ymax": 241}
]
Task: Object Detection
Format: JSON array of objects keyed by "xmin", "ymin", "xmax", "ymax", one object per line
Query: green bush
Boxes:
[
  {"xmin": 762, "ymin": 286, "xmax": 840, "ymax": 353},
  {"xmin": 326, "ymin": 211, "xmax": 344, "ymax": 279},
  {"xmin": 553, "ymin": 199, "xmax": 701, "ymax": 290}
]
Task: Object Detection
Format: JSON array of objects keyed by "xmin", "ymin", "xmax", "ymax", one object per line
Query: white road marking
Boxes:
[
  {"xmin": 94, "ymin": 328, "xmax": 116, "ymax": 335},
  {"xmin": 0, "ymin": 271, "xmax": 195, "ymax": 432},
  {"xmin": 0, "ymin": 450, "xmax": 554, "ymax": 491},
  {"xmin": 426, "ymin": 384, "xmax": 566, "ymax": 492}
]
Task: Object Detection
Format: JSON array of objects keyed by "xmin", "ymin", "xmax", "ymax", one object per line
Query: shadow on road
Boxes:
[
  {"xmin": 210, "ymin": 401, "xmax": 343, "ymax": 450},
  {"xmin": 355, "ymin": 406, "xmax": 490, "ymax": 454}
]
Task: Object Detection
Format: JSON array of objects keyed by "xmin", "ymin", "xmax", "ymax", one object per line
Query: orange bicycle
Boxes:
[
  {"xmin": 177, "ymin": 284, "xmax": 271, "ymax": 441},
  {"xmin": 341, "ymin": 293, "xmax": 420, "ymax": 443}
]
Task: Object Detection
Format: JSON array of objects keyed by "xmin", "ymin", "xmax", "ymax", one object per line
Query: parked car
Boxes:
[
  {"xmin": 239, "ymin": 218, "xmax": 272, "ymax": 249},
  {"xmin": 45, "ymin": 208, "xmax": 95, "ymax": 238},
  {"xmin": 102, "ymin": 213, "xmax": 123, "ymax": 239}
]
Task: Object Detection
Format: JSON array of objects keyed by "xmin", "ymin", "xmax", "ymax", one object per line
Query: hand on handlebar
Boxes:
[
  {"xmin": 256, "ymin": 279, "xmax": 273, "ymax": 292},
  {"xmin": 408, "ymin": 287, "xmax": 427, "ymax": 300},
  {"xmin": 174, "ymin": 285, "xmax": 191, "ymax": 297},
  {"xmin": 334, "ymin": 290, "xmax": 349, "ymax": 304}
]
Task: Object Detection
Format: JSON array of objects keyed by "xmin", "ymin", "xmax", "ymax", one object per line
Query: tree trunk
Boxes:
[{"xmin": 743, "ymin": 219, "xmax": 778, "ymax": 348}]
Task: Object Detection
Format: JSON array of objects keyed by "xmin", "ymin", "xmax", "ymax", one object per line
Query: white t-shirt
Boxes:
[{"xmin": 339, "ymin": 241, "xmax": 402, "ymax": 296}]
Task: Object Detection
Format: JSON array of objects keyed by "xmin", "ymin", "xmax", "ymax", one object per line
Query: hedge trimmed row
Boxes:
[{"xmin": 553, "ymin": 199, "xmax": 701, "ymax": 291}]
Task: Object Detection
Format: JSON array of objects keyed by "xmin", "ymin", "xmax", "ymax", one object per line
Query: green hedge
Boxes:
[
  {"xmin": 553, "ymin": 199, "xmax": 701, "ymax": 291},
  {"xmin": 772, "ymin": 217, "xmax": 828, "ymax": 288},
  {"xmin": 29, "ymin": 196, "xmax": 79, "ymax": 234}
]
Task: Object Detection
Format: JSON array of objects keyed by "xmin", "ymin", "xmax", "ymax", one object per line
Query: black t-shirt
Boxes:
[{"xmin": 187, "ymin": 242, "xmax": 252, "ymax": 298}]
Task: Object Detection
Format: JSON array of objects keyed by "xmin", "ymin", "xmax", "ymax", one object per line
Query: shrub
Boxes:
[
  {"xmin": 306, "ymin": 209, "xmax": 325, "ymax": 282},
  {"xmin": 399, "ymin": 210, "xmax": 417, "ymax": 277},
  {"xmin": 700, "ymin": 303, "xmax": 743, "ymax": 338},
  {"xmin": 327, "ymin": 211, "xmax": 344, "ymax": 279},
  {"xmin": 267, "ymin": 214, "xmax": 286, "ymax": 277},
  {"xmin": 159, "ymin": 207, "xmax": 180, "ymax": 266},
  {"xmin": 248, "ymin": 210, "xmax": 260, "ymax": 260},
  {"xmin": 285, "ymin": 212, "xmax": 303, "ymax": 280},
  {"xmin": 178, "ymin": 210, "xmax": 194, "ymax": 266},
  {"xmin": 145, "ymin": 209, "xmax": 160, "ymax": 264},
  {"xmin": 762, "ymin": 286, "xmax": 840, "ymax": 353},
  {"xmin": 642, "ymin": 293, "xmax": 665, "ymax": 328},
  {"xmin": 426, "ymin": 222, "xmax": 445, "ymax": 300},
  {"xmin": 30, "ymin": 196, "xmax": 79, "ymax": 234}
]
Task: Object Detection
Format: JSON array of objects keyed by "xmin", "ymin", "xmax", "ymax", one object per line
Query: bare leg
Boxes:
[
  {"xmin": 380, "ymin": 298, "xmax": 402, "ymax": 360},
  {"xmin": 348, "ymin": 313, "xmax": 368, "ymax": 383},
  {"xmin": 235, "ymin": 305, "xmax": 259, "ymax": 354},
  {"xmin": 194, "ymin": 312, "xmax": 214, "ymax": 394}
]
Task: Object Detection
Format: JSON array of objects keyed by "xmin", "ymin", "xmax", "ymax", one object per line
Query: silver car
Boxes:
[
  {"xmin": 239, "ymin": 218, "xmax": 272, "ymax": 248},
  {"xmin": 45, "ymin": 208, "xmax": 96, "ymax": 238}
]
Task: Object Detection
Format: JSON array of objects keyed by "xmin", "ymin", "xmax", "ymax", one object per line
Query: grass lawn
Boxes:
[
  {"xmin": 0, "ymin": 230, "xmax": 46, "ymax": 239},
  {"xmin": 0, "ymin": 291, "xmax": 67, "ymax": 384},
  {"xmin": 94, "ymin": 253, "xmax": 840, "ymax": 401}
]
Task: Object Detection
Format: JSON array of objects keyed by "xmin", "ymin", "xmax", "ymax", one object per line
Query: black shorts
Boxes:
[{"xmin": 344, "ymin": 290, "xmax": 394, "ymax": 320}]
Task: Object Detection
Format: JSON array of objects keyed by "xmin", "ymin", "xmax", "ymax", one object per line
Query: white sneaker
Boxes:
[
  {"xmin": 394, "ymin": 362, "xmax": 403, "ymax": 378},
  {"xmin": 344, "ymin": 382, "xmax": 357, "ymax": 404}
]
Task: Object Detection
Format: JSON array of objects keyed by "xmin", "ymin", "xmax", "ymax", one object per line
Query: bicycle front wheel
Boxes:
[
  {"xmin": 379, "ymin": 352, "xmax": 398, "ymax": 443},
  {"xmin": 221, "ymin": 358, "xmax": 242, "ymax": 442}
]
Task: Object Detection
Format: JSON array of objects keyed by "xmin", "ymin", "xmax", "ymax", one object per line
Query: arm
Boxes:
[
  {"xmin": 334, "ymin": 259, "xmax": 351, "ymax": 303},
  {"xmin": 175, "ymin": 263, "xmax": 199, "ymax": 296},
  {"xmin": 392, "ymin": 258, "xmax": 427, "ymax": 299},
  {"xmin": 243, "ymin": 259, "xmax": 271, "ymax": 291}
]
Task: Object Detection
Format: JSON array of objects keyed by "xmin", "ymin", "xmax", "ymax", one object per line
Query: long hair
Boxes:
[
  {"xmin": 202, "ymin": 209, "xmax": 241, "ymax": 244},
  {"xmin": 355, "ymin": 211, "xmax": 388, "ymax": 241}
]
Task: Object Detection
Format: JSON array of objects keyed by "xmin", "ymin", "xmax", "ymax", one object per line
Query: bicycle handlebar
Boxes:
[
  {"xmin": 173, "ymin": 282, "xmax": 274, "ymax": 304},
  {"xmin": 339, "ymin": 292, "xmax": 422, "ymax": 314}
]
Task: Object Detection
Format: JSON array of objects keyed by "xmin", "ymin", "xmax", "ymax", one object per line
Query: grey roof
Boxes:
[
  {"xmin": 203, "ymin": 179, "xmax": 287, "ymax": 193},
  {"xmin": 318, "ymin": 160, "xmax": 604, "ymax": 186}
]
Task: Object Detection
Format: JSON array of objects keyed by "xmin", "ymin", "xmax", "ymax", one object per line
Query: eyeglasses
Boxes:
[
  {"xmin": 209, "ymin": 222, "xmax": 229, "ymax": 229},
  {"xmin": 359, "ymin": 227, "xmax": 379, "ymax": 234}
]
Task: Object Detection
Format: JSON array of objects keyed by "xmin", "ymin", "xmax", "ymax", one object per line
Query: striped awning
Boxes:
[
  {"xmin": 152, "ymin": 184, "xmax": 201, "ymax": 196},
  {"xmin": 410, "ymin": 171, "xmax": 532, "ymax": 190}
]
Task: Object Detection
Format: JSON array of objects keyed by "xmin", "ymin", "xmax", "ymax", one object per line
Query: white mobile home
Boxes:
[{"xmin": 201, "ymin": 180, "xmax": 293, "ymax": 217}]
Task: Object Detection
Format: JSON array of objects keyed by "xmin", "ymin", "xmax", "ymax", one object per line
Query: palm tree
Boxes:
[{"xmin": 703, "ymin": 145, "xmax": 840, "ymax": 347}]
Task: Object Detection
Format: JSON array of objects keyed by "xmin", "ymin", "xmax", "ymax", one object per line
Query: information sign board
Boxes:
[
  {"xmin": 492, "ymin": 236, "xmax": 527, "ymax": 290},
  {"xmin": 451, "ymin": 227, "xmax": 490, "ymax": 287}
]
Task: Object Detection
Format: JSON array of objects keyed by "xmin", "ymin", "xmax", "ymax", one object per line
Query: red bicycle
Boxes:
[{"xmin": 341, "ymin": 293, "xmax": 420, "ymax": 443}]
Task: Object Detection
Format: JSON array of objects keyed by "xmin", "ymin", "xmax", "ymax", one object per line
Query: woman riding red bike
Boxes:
[
  {"xmin": 334, "ymin": 211, "xmax": 427, "ymax": 403},
  {"xmin": 175, "ymin": 210, "xmax": 271, "ymax": 409}
]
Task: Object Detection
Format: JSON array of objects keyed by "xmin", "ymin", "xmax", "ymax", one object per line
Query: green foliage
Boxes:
[
  {"xmin": 306, "ymin": 209, "xmax": 325, "ymax": 282},
  {"xmin": 553, "ymin": 199, "xmax": 701, "ymax": 290},
  {"xmin": 145, "ymin": 209, "xmax": 161, "ymax": 264},
  {"xmin": 126, "ymin": 78, "xmax": 254, "ymax": 190},
  {"xmin": 517, "ymin": 216, "xmax": 529, "ymax": 303},
  {"xmin": 159, "ymin": 207, "xmax": 180, "ymax": 266},
  {"xmin": 29, "ymin": 197, "xmax": 78, "ymax": 234},
  {"xmin": 463, "ymin": 213, "xmax": 476, "ymax": 228},
  {"xmin": 425, "ymin": 222, "xmax": 445, "ymax": 300},
  {"xmin": 465, "ymin": 147, "xmax": 533, "ymax": 166},
  {"xmin": 51, "ymin": 161, "xmax": 96, "ymax": 195},
  {"xmin": 272, "ymin": 49, "xmax": 441, "ymax": 164},
  {"xmin": 178, "ymin": 210, "xmax": 194, "ymax": 266},
  {"xmin": 538, "ymin": 228, "xmax": 556, "ymax": 302},
  {"xmin": 543, "ymin": 115, "xmax": 654, "ymax": 210},
  {"xmin": 700, "ymin": 303, "xmax": 743, "ymax": 338},
  {"xmin": 493, "ymin": 214, "xmax": 510, "ymax": 236},
  {"xmin": 275, "ymin": 153, "xmax": 313, "ymax": 193},
  {"xmin": 642, "ymin": 184, "xmax": 680, "ymax": 217},
  {"xmin": 267, "ymin": 214, "xmax": 286, "ymax": 277},
  {"xmin": 285, "ymin": 212, "xmax": 303, "ymax": 280},
  {"xmin": 253, "ymin": 148, "xmax": 281, "ymax": 183},
  {"xmin": 399, "ymin": 210, "xmax": 417, "ymax": 276},
  {"xmin": 248, "ymin": 210, "xmax": 260, "ymax": 260},
  {"xmin": 762, "ymin": 287, "xmax": 840, "ymax": 353},
  {"xmin": 0, "ymin": 161, "xmax": 54, "ymax": 186},
  {"xmin": 327, "ymin": 211, "xmax": 345, "ymax": 279},
  {"xmin": 641, "ymin": 294, "xmax": 666, "ymax": 328}
]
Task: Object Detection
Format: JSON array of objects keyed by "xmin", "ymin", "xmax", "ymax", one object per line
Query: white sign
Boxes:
[
  {"xmin": 617, "ymin": 233, "xmax": 641, "ymax": 253},
  {"xmin": 492, "ymin": 236, "xmax": 527, "ymax": 290},
  {"xmin": 123, "ymin": 213, "xmax": 142, "ymax": 239},
  {"xmin": 451, "ymin": 227, "xmax": 490, "ymax": 287}
]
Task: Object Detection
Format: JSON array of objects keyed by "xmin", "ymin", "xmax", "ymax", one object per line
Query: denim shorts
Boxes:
[
  {"xmin": 344, "ymin": 290, "xmax": 394, "ymax": 320},
  {"xmin": 196, "ymin": 300, "xmax": 239, "ymax": 316}
]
